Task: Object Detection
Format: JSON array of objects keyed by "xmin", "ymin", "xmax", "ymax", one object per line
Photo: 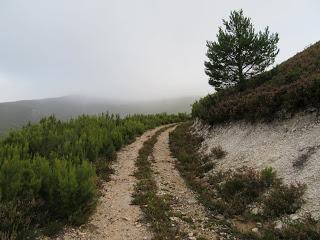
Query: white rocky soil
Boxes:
[{"xmin": 193, "ymin": 112, "xmax": 320, "ymax": 219}]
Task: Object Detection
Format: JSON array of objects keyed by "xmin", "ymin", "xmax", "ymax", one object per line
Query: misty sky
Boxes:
[{"xmin": 0, "ymin": 0, "xmax": 319, "ymax": 102}]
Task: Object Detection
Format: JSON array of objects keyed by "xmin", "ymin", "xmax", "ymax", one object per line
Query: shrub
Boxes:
[
  {"xmin": 261, "ymin": 217, "xmax": 320, "ymax": 240},
  {"xmin": 261, "ymin": 167, "xmax": 278, "ymax": 187},
  {"xmin": 279, "ymin": 217, "xmax": 320, "ymax": 240},
  {"xmin": 214, "ymin": 168, "xmax": 268, "ymax": 215},
  {"xmin": 218, "ymin": 168, "xmax": 264, "ymax": 201},
  {"xmin": 0, "ymin": 113, "xmax": 188, "ymax": 237},
  {"xmin": 0, "ymin": 200, "xmax": 35, "ymax": 240},
  {"xmin": 211, "ymin": 146, "xmax": 227, "ymax": 159},
  {"xmin": 263, "ymin": 183, "xmax": 306, "ymax": 217},
  {"xmin": 193, "ymin": 42, "xmax": 320, "ymax": 124}
]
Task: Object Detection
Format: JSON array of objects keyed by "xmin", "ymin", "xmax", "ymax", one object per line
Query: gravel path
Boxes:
[
  {"xmin": 152, "ymin": 127, "xmax": 218, "ymax": 240},
  {"xmin": 51, "ymin": 128, "xmax": 162, "ymax": 240},
  {"xmin": 46, "ymin": 125, "xmax": 218, "ymax": 240}
]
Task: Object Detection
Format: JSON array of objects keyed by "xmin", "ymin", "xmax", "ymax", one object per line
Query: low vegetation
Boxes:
[
  {"xmin": 132, "ymin": 126, "xmax": 182, "ymax": 239},
  {"xmin": 205, "ymin": 167, "xmax": 305, "ymax": 219},
  {"xmin": 169, "ymin": 123, "xmax": 320, "ymax": 239},
  {"xmin": 210, "ymin": 145, "xmax": 227, "ymax": 159},
  {"xmin": 193, "ymin": 41, "xmax": 320, "ymax": 124},
  {"xmin": 0, "ymin": 113, "xmax": 188, "ymax": 239}
]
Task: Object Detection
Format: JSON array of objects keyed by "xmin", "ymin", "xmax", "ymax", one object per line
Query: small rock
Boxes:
[
  {"xmin": 187, "ymin": 199, "xmax": 197, "ymax": 204},
  {"xmin": 274, "ymin": 220, "xmax": 283, "ymax": 231},
  {"xmin": 122, "ymin": 217, "xmax": 130, "ymax": 221},
  {"xmin": 188, "ymin": 232, "xmax": 194, "ymax": 237},
  {"xmin": 251, "ymin": 228, "xmax": 259, "ymax": 233},
  {"xmin": 306, "ymin": 107, "xmax": 317, "ymax": 113},
  {"xmin": 290, "ymin": 214, "xmax": 300, "ymax": 221},
  {"xmin": 256, "ymin": 222, "xmax": 262, "ymax": 228},
  {"xmin": 215, "ymin": 214, "xmax": 225, "ymax": 220},
  {"xmin": 188, "ymin": 237, "xmax": 196, "ymax": 240},
  {"xmin": 169, "ymin": 216, "xmax": 179, "ymax": 222},
  {"xmin": 251, "ymin": 207, "xmax": 259, "ymax": 215}
]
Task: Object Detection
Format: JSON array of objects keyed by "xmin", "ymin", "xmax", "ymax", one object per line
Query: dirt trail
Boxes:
[
  {"xmin": 152, "ymin": 127, "xmax": 218, "ymax": 240},
  {"xmin": 48, "ymin": 125, "xmax": 218, "ymax": 240},
  {"xmin": 53, "ymin": 127, "xmax": 163, "ymax": 240}
]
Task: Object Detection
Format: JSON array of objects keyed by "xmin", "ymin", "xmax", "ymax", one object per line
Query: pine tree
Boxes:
[{"xmin": 205, "ymin": 9, "xmax": 279, "ymax": 91}]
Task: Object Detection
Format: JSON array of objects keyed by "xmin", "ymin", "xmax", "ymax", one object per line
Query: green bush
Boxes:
[
  {"xmin": 213, "ymin": 167, "xmax": 270, "ymax": 215},
  {"xmin": 0, "ymin": 112, "xmax": 189, "ymax": 238},
  {"xmin": 261, "ymin": 217, "xmax": 320, "ymax": 240},
  {"xmin": 261, "ymin": 167, "xmax": 277, "ymax": 188},
  {"xmin": 263, "ymin": 183, "xmax": 306, "ymax": 217},
  {"xmin": 218, "ymin": 168, "xmax": 265, "ymax": 202}
]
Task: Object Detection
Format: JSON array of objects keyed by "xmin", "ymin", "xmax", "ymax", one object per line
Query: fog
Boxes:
[{"xmin": 0, "ymin": 0, "xmax": 319, "ymax": 102}]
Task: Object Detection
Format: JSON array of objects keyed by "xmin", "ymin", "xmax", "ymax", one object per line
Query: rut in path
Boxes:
[
  {"xmin": 48, "ymin": 125, "xmax": 217, "ymax": 240},
  {"xmin": 51, "ymin": 127, "xmax": 164, "ymax": 240},
  {"xmin": 152, "ymin": 127, "xmax": 218, "ymax": 240}
]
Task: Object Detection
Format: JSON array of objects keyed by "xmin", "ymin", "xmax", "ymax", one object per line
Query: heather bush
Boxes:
[
  {"xmin": 213, "ymin": 167, "xmax": 271, "ymax": 215},
  {"xmin": 193, "ymin": 42, "xmax": 320, "ymax": 124},
  {"xmin": 263, "ymin": 183, "xmax": 306, "ymax": 217}
]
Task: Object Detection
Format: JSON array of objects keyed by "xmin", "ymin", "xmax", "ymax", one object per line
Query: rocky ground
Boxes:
[{"xmin": 193, "ymin": 111, "xmax": 320, "ymax": 220}]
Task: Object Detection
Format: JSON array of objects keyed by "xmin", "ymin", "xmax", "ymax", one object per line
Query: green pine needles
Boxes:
[
  {"xmin": 205, "ymin": 9, "xmax": 279, "ymax": 91},
  {"xmin": 0, "ymin": 113, "xmax": 188, "ymax": 239}
]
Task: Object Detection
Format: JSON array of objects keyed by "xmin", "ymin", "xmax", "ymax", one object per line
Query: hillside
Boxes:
[
  {"xmin": 193, "ymin": 112, "xmax": 320, "ymax": 219},
  {"xmin": 192, "ymin": 41, "xmax": 320, "ymax": 124},
  {"xmin": 2, "ymin": 39, "xmax": 320, "ymax": 239},
  {"xmin": 176, "ymin": 42, "xmax": 320, "ymax": 238},
  {"xmin": 0, "ymin": 96, "xmax": 197, "ymax": 134}
]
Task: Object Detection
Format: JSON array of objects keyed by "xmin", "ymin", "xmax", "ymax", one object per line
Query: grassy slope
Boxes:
[{"xmin": 192, "ymin": 41, "xmax": 320, "ymax": 124}]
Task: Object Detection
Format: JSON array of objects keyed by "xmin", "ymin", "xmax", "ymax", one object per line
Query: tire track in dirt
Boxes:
[
  {"xmin": 51, "ymin": 127, "xmax": 164, "ymax": 240},
  {"xmin": 151, "ymin": 126, "xmax": 218, "ymax": 240}
]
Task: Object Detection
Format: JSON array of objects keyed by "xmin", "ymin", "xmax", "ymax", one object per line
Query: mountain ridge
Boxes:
[{"xmin": 0, "ymin": 95, "xmax": 197, "ymax": 134}]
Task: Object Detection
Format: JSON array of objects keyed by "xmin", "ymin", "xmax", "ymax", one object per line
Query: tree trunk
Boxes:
[{"xmin": 238, "ymin": 66, "xmax": 245, "ymax": 91}]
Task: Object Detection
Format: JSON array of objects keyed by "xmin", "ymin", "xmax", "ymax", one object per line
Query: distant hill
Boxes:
[{"xmin": 0, "ymin": 95, "xmax": 197, "ymax": 134}]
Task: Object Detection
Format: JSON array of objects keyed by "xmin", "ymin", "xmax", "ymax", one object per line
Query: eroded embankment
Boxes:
[{"xmin": 193, "ymin": 112, "xmax": 320, "ymax": 219}]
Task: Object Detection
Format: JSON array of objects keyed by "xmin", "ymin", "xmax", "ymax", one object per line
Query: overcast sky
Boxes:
[{"xmin": 0, "ymin": 0, "xmax": 319, "ymax": 102}]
